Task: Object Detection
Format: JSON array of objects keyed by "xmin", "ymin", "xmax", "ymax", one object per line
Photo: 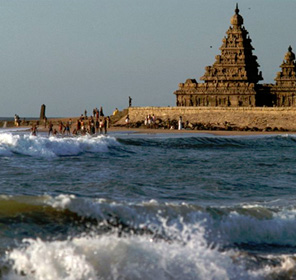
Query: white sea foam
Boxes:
[
  {"xmin": 0, "ymin": 133, "xmax": 118, "ymax": 157},
  {"xmin": 4, "ymin": 224, "xmax": 260, "ymax": 280},
  {"xmin": 0, "ymin": 127, "xmax": 28, "ymax": 133}
]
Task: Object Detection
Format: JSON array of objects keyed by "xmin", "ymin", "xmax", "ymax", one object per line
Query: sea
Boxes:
[{"xmin": 0, "ymin": 128, "xmax": 296, "ymax": 280}]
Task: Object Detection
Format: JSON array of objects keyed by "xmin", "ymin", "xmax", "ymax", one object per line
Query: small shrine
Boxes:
[{"xmin": 174, "ymin": 4, "xmax": 296, "ymax": 107}]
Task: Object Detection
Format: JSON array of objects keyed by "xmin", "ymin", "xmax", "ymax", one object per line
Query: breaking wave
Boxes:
[
  {"xmin": 43, "ymin": 195, "xmax": 296, "ymax": 249},
  {"xmin": 2, "ymin": 195, "xmax": 296, "ymax": 279},
  {"xmin": 0, "ymin": 132, "xmax": 296, "ymax": 158},
  {"xmin": 0, "ymin": 133, "xmax": 118, "ymax": 157}
]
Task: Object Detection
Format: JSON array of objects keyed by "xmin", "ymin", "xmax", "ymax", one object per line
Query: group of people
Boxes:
[
  {"xmin": 84, "ymin": 107, "xmax": 104, "ymax": 120},
  {"xmin": 144, "ymin": 114, "xmax": 156, "ymax": 128},
  {"xmin": 47, "ymin": 115, "xmax": 110, "ymax": 137},
  {"xmin": 143, "ymin": 114, "xmax": 183, "ymax": 130},
  {"xmin": 73, "ymin": 115, "xmax": 109, "ymax": 135}
]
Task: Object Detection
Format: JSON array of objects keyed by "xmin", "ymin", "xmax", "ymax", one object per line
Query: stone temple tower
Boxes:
[
  {"xmin": 174, "ymin": 4, "xmax": 263, "ymax": 107},
  {"xmin": 270, "ymin": 46, "xmax": 296, "ymax": 106}
]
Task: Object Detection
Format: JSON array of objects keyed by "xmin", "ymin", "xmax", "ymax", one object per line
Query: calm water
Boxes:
[{"xmin": 0, "ymin": 129, "xmax": 296, "ymax": 279}]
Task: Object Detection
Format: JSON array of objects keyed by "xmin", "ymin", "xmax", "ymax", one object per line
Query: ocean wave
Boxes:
[
  {"xmin": 3, "ymin": 195, "xmax": 296, "ymax": 278},
  {"xmin": 0, "ymin": 133, "xmax": 118, "ymax": 157},
  {"xmin": 117, "ymin": 134, "xmax": 296, "ymax": 150},
  {"xmin": 42, "ymin": 195, "xmax": 296, "ymax": 248},
  {"xmin": 0, "ymin": 133, "xmax": 295, "ymax": 158},
  {"xmin": 3, "ymin": 195, "xmax": 296, "ymax": 250}
]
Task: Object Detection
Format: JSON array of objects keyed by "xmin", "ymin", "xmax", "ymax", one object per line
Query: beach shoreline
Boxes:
[
  {"xmin": 102, "ymin": 127, "xmax": 296, "ymax": 136},
  {"xmin": 6, "ymin": 125, "xmax": 296, "ymax": 137},
  {"xmin": 3, "ymin": 115, "xmax": 296, "ymax": 136}
]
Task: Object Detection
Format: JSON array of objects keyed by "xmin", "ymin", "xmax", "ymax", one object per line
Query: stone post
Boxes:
[{"xmin": 40, "ymin": 104, "xmax": 46, "ymax": 120}]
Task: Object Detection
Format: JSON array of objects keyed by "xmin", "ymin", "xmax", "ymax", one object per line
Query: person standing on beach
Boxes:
[
  {"xmin": 178, "ymin": 116, "xmax": 183, "ymax": 130},
  {"xmin": 100, "ymin": 106, "xmax": 104, "ymax": 117},
  {"xmin": 113, "ymin": 108, "xmax": 119, "ymax": 116},
  {"xmin": 125, "ymin": 115, "xmax": 130, "ymax": 127}
]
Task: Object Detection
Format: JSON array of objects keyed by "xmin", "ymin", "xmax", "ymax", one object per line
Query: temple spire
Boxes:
[
  {"xmin": 235, "ymin": 3, "xmax": 239, "ymax": 14},
  {"xmin": 231, "ymin": 3, "xmax": 243, "ymax": 27}
]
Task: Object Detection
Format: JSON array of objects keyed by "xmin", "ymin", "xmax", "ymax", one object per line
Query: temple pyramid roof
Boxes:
[
  {"xmin": 200, "ymin": 4, "xmax": 263, "ymax": 84},
  {"xmin": 274, "ymin": 46, "xmax": 296, "ymax": 87}
]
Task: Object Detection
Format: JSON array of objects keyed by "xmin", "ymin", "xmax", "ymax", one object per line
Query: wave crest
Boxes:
[{"xmin": 0, "ymin": 133, "xmax": 118, "ymax": 157}]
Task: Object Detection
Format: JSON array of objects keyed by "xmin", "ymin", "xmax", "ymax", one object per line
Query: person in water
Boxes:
[
  {"xmin": 64, "ymin": 122, "xmax": 70, "ymax": 136},
  {"xmin": 48, "ymin": 122, "xmax": 53, "ymax": 137},
  {"xmin": 99, "ymin": 119, "xmax": 104, "ymax": 134},
  {"xmin": 103, "ymin": 117, "xmax": 107, "ymax": 134},
  {"xmin": 59, "ymin": 122, "xmax": 64, "ymax": 135},
  {"xmin": 31, "ymin": 125, "xmax": 37, "ymax": 136}
]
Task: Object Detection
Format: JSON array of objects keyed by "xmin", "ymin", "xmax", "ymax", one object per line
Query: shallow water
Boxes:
[{"xmin": 0, "ymin": 130, "xmax": 296, "ymax": 279}]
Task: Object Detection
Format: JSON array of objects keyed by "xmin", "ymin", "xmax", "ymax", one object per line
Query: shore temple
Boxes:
[{"xmin": 174, "ymin": 4, "xmax": 296, "ymax": 107}]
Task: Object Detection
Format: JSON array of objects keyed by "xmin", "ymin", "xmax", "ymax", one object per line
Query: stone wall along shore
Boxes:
[{"xmin": 121, "ymin": 106, "xmax": 296, "ymax": 131}]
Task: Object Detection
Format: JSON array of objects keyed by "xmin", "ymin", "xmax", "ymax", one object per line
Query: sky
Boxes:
[{"xmin": 0, "ymin": 0, "xmax": 295, "ymax": 117}]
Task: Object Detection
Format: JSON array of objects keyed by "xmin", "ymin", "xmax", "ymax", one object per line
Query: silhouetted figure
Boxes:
[
  {"xmin": 100, "ymin": 106, "xmax": 104, "ymax": 117},
  {"xmin": 129, "ymin": 96, "xmax": 132, "ymax": 107}
]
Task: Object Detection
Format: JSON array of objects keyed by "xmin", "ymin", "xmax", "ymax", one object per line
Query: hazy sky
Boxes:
[{"xmin": 0, "ymin": 0, "xmax": 295, "ymax": 117}]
